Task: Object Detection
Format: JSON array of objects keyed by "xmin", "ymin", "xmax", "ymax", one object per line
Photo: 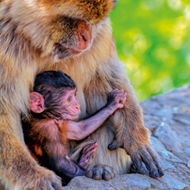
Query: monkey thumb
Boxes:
[
  {"xmin": 118, "ymin": 104, "xmax": 124, "ymax": 108},
  {"xmin": 108, "ymin": 140, "xmax": 120, "ymax": 150},
  {"xmin": 115, "ymin": 104, "xmax": 123, "ymax": 111}
]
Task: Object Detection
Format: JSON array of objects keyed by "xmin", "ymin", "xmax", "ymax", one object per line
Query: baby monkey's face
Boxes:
[{"xmin": 60, "ymin": 88, "xmax": 80, "ymax": 121}]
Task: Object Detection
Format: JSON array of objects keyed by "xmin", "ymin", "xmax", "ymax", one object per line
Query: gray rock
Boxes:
[
  {"xmin": 154, "ymin": 108, "xmax": 173, "ymax": 119},
  {"xmin": 173, "ymin": 113, "xmax": 190, "ymax": 125},
  {"xmin": 124, "ymin": 176, "xmax": 151, "ymax": 188},
  {"xmin": 154, "ymin": 122, "xmax": 181, "ymax": 152},
  {"xmin": 63, "ymin": 176, "xmax": 116, "ymax": 190},
  {"xmin": 160, "ymin": 158, "xmax": 175, "ymax": 169},
  {"xmin": 150, "ymin": 136, "xmax": 167, "ymax": 153},
  {"xmin": 184, "ymin": 147, "xmax": 190, "ymax": 156},
  {"xmin": 187, "ymin": 160, "xmax": 190, "ymax": 168},
  {"xmin": 150, "ymin": 137, "xmax": 182, "ymax": 163},
  {"xmin": 163, "ymin": 151, "xmax": 183, "ymax": 163},
  {"xmin": 162, "ymin": 174, "xmax": 188, "ymax": 190}
]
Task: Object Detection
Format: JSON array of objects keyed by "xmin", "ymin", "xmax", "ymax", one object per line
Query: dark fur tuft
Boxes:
[{"xmin": 34, "ymin": 70, "xmax": 76, "ymax": 92}]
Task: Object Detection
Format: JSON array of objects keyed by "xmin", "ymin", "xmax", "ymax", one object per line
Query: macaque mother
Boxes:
[{"xmin": 0, "ymin": 0, "xmax": 163, "ymax": 189}]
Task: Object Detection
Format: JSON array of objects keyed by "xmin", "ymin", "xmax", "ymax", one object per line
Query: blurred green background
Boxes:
[{"xmin": 110, "ymin": 0, "xmax": 190, "ymax": 101}]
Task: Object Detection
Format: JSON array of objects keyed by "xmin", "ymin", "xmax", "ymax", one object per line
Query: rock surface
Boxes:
[{"xmin": 63, "ymin": 84, "xmax": 190, "ymax": 190}]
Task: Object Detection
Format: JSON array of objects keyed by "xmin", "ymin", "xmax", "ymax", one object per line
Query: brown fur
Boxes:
[
  {"xmin": 24, "ymin": 118, "xmax": 67, "ymax": 160},
  {"xmin": 0, "ymin": 0, "xmax": 162, "ymax": 189}
]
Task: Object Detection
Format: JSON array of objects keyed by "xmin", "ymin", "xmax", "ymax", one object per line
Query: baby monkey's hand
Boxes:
[
  {"xmin": 107, "ymin": 89, "xmax": 127, "ymax": 114},
  {"xmin": 78, "ymin": 142, "xmax": 98, "ymax": 168}
]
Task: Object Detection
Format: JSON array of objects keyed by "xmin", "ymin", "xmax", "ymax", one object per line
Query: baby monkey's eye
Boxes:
[{"xmin": 67, "ymin": 96, "xmax": 71, "ymax": 101}]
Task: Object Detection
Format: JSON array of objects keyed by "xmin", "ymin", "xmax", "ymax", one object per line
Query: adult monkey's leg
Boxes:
[{"xmin": 107, "ymin": 62, "xmax": 164, "ymax": 179}]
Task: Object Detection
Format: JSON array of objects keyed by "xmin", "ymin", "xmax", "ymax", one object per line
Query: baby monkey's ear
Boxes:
[{"xmin": 29, "ymin": 92, "xmax": 46, "ymax": 113}]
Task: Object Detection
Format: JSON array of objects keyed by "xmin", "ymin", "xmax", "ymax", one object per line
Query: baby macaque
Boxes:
[{"xmin": 23, "ymin": 70, "xmax": 126, "ymax": 185}]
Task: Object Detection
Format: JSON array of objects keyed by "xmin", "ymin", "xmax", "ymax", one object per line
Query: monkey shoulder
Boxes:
[{"xmin": 23, "ymin": 116, "xmax": 61, "ymax": 142}]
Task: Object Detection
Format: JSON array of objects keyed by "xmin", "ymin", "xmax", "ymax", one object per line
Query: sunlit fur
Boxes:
[{"xmin": 0, "ymin": 0, "xmax": 150, "ymax": 189}]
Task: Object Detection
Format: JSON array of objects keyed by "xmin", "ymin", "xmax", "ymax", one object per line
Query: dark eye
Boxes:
[{"xmin": 67, "ymin": 96, "xmax": 71, "ymax": 101}]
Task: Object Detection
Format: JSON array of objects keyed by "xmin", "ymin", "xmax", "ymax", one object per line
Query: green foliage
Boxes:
[{"xmin": 110, "ymin": 0, "xmax": 190, "ymax": 100}]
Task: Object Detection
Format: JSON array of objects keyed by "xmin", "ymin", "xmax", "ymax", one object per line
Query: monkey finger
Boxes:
[
  {"xmin": 55, "ymin": 175, "xmax": 62, "ymax": 182},
  {"xmin": 48, "ymin": 182, "xmax": 61, "ymax": 190},
  {"xmin": 82, "ymin": 142, "xmax": 97, "ymax": 154},
  {"xmin": 130, "ymin": 163, "xmax": 138, "ymax": 173},
  {"xmin": 112, "ymin": 102, "xmax": 124, "ymax": 109},
  {"xmin": 139, "ymin": 147, "xmax": 160, "ymax": 178},
  {"xmin": 80, "ymin": 145, "xmax": 96, "ymax": 165},
  {"xmin": 108, "ymin": 138, "xmax": 122, "ymax": 150},
  {"xmin": 117, "ymin": 103, "xmax": 124, "ymax": 109},
  {"xmin": 118, "ymin": 96, "xmax": 126, "ymax": 105},
  {"xmin": 87, "ymin": 165, "xmax": 115, "ymax": 181},
  {"xmin": 84, "ymin": 148, "xmax": 96, "ymax": 159},
  {"xmin": 115, "ymin": 93, "xmax": 126, "ymax": 97},
  {"xmin": 112, "ymin": 90, "xmax": 126, "ymax": 97},
  {"xmin": 47, "ymin": 174, "xmax": 62, "ymax": 190},
  {"xmin": 110, "ymin": 89, "xmax": 124, "ymax": 98},
  {"xmin": 109, "ymin": 89, "xmax": 118, "ymax": 96},
  {"xmin": 93, "ymin": 168, "xmax": 103, "ymax": 180},
  {"xmin": 116, "ymin": 89, "xmax": 124, "ymax": 92},
  {"xmin": 85, "ymin": 169, "xmax": 93, "ymax": 178},
  {"xmin": 108, "ymin": 90, "xmax": 125, "ymax": 104},
  {"xmin": 131, "ymin": 152, "xmax": 146, "ymax": 174},
  {"xmin": 117, "ymin": 90, "xmax": 126, "ymax": 94},
  {"xmin": 102, "ymin": 170, "xmax": 112, "ymax": 181},
  {"xmin": 118, "ymin": 93, "xmax": 127, "ymax": 101},
  {"xmin": 82, "ymin": 144, "xmax": 91, "ymax": 153},
  {"xmin": 81, "ymin": 159, "xmax": 89, "ymax": 168},
  {"xmin": 82, "ymin": 142, "xmax": 97, "ymax": 153},
  {"xmin": 113, "ymin": 97, "xmax": 125, "ymax": 105},
  {"xmin": 117, "ymin": 90, "xmax": 126, "ymax": 95},
  {"xmin": 110, "ymin": 171, "xmax": 115, "ymax": 179},
  {"xmin": 120, "ymin": 99, "xmax": 126, "ymax": 105},
  {"xmin": 113, "ymin": 89, "xmax": 124, "ymax": 96},
  {"xmin": 102, "ymin": 166, "xmax": 115, "ymax": 181},
  {"xmin": 147, "ymin": 146, "xmax": 164, "ymax": 177},
  {"xmin": 111, "ymin": 103, "xmax": 124, "ymax": 111}
]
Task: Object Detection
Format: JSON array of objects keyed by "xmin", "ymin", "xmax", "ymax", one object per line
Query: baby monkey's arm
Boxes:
[{"xmin": 65, "ymin": 89, "xmax": 126, "ymax": 140}]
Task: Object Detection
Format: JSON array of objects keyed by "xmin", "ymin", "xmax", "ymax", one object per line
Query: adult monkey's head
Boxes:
[{"xmin": 9, "ymin": 0, "xmax": 116, "ymax": 61}]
